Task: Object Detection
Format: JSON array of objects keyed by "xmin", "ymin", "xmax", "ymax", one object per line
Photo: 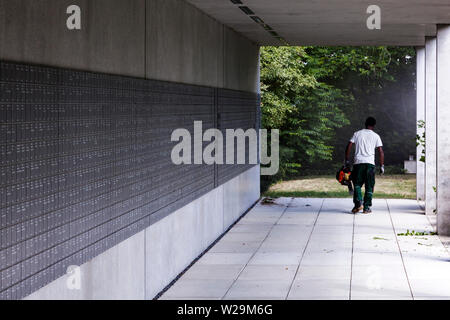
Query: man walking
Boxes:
[{"xmin": 345, "ymin": 117, "xmax": 384, "ymax": 214}]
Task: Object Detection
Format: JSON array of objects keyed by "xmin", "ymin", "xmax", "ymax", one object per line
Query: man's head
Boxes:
[{"xmin": 365, "ymin": 117, "xmax": 376, "ymax": 129}]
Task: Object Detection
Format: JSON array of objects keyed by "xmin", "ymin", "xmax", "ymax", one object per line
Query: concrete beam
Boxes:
[
  {"xmin": 425, "ymin": 37, "xmax": 437, "ymax": 215},
  {"xmin": 276, "ymin": 23, "xmax": 429, "ymax": 46},
  {"xmin": 0, "ymin": 0, "xmax": 146, "ymax": 77},
  {"xmin": 416, "ymin": 46, "xmax": 426, "ymax": 202},
  {"xmin": 145, "ymin": 0, "xmax": 260, "ymax": 91},
  {"xmin": 146, "ymin": 0, "xmax": 224, "ymax": 87},
  {"xmin": 223, "ymin": 28, "xmax": 260, "ymax": 93},
  {"xmin": 437, "ymin": 25, "xmax": 450, "ymax": 235},
  {"xmin": 186, "ymin": 0, "xmax": 450, "ymax": 46}
]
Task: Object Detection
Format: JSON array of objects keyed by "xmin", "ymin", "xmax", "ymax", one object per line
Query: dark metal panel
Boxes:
[
  {"xmin": 0, "ymin": 60, "xmax": 260, "ymax": 299},
  {"xmin": 217, "ymin": 88, "xmax": 259, "ymax": 186}
]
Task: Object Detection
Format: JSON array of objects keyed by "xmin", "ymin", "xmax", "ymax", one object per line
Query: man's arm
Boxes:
[
  {"xmin": 345, "ymin": 142, "xmax": 353, "ymax": 167},
  {"xmin": 378, "ymin": 146, "xmax": 385, "ymax": 174}
]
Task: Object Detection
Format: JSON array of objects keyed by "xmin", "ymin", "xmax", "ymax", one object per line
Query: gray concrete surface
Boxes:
[
  {"xmin": 146, "ymin": 0, "xmax": 223, "ymax": 87},
  {"xmin": 25, "ymin": 166, "xmax": 260, "ymax": 300},
  {"xmin": 0, "ymin": 0, "xmax": 260, "ymax": 92},
  {"xmin": 425, "ymin": 37, "xmax": 437, "ymax": 215},
  {"xmin": 223, "ymin": 28, "xmax": 260, "ymax": 93},
  {"xmin": 146, "ymin": 0, "xmax": 259, "ymax": 92},
  {"xmin": 0, "ymin": 0, "xmax": 146, "ymax": 77},
  {"xmin": 24, "ymin": 230, "xmax": 146, "ymax": 300},
  {"xmin": 437, "ymin": 25, "xmax": 450, "ymax": 236},
  {"xmin": 161, "ymin": 197, "xmax": 450, "ymax": 300},
  {"xmin": 4, "ymin": 0, "xmax": 446, "ymax": 301},
  {"xmin": 145, "ymin": 0, "xmax": 259, "ymax": 92},
  {"xmin": 416, "ymin": 47, "xmax": 426, "ymax": 202},
  {"xmin": 186, "ymin": 0, "xmax": 450, "ymax": 46},
  {"xmin": 1, "ymin": 0, "xmax": 261, "ymax": 299}
]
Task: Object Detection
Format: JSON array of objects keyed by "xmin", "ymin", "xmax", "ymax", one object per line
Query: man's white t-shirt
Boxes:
[{"xmin": 350, "ymin": 129, "xmax": 383, "ymax": 165}]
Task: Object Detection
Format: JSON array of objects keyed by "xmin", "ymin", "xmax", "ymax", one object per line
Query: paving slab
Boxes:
[
  {"xmin": 238, "ymin": 265, "xmax": 298, "ymax": 281},
  {"xmin": 353, "ymin": 234, "xmax": 399, "ymax": 253},
  {"xmin": 295, "ymin": 265, "xmax": 351, "ymax": 280},
  {"xmin": 351, "ymin": 265, "xmax": 411, "ymax": 298},
  {"xmin": 249, "ymin": 252, "xmax": 303, "ymax": 265},
  {"xmin": 182, "ymin": 264, "xmax": 245, "ymax": 280},
  {"xmin": 277, "ymin": 213, "xmax": 317, "ymax": 226},
  {"xmin": 224, "ymin": 280, "xmax": 292, "ymax": 299},
  {"xmin": 159, "ymin": 198, "xmax": 450, "ymax": 300},
  {"xmin": 301, "ymin": 251, "xmax": 353, "ymax": 267},
  {"xmin": 258, "ymin": 240, "xmax": 307, "ymax": 253},
  {"xmin": 221, "ymin": 231, "xmax": 269, "ymax": 242},
  {"xmin": 229, "ymin": 224, "xmax": 274, "ymax": 233},
  {"xmin": 197, "ymin": 252, "xmax": 253, "ymax": 265},
  {"xmin": 409, "ymin": 278, "xmax": 450, "ymax": 297},
  {"xmin": 352, "ymin": 251, "xmax": 404, "ymax": 266},
  {"xmin": 163, "ymin": 279, "xmax": 234, "ymax": 299},
  {"xmin": 288, "ymin": 279, "xmax": 350, "ymax": 300},
  {"xmin": 208, "ymin": 240, "xmax": 261, "ymax": 253}
]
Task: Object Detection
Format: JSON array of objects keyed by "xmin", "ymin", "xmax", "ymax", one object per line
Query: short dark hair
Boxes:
[{"xmin": 365, "ymin": 117, "xmax": 376, "ymax": 127}]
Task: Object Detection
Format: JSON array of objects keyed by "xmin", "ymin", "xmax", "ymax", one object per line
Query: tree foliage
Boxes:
[{"xmin": 260, "ymin": 46, "xmax": 416, "ymax": 189}]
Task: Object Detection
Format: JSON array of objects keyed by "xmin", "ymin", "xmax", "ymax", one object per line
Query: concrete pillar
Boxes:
[
  {"xmin": 437, "ymin": 25, "xmax": 450, "ymax": 235},
  {"xmin": 425, "ymin": 37, "xmax": 437, "ymax": 215},
  {"xmin": 416, "ymin": 46, "xmax": 426, "ymax": 201}
]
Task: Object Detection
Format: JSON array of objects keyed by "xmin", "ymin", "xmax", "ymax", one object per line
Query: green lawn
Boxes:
[{"xmin": 264, "ymin": 174, "xmax": 416, "ymax": 199}]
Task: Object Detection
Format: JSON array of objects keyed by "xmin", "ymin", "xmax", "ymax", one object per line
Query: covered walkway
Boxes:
[
  {"xmin": 161, "ymin": 198, "xmax": 450, "ymax": 300},
  {"xmin": 3, "ymin": 0, "xmax": 450, "ymax": 300}
]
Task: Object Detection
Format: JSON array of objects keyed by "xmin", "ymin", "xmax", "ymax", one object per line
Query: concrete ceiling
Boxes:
[{"xmin": 186, "ymin": 0, "xmax": 450, "ymax": 46}]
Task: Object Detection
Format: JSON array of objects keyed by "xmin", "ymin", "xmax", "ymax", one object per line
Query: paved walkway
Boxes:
[{"xmin": 160, "ymin": 198, "xmax": 450, "ymax": 300}]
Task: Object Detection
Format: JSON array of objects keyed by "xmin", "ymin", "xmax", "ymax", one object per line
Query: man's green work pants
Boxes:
[{"xmin": 352, "ymin": 163, "xmax": 375, "ymax": 210}]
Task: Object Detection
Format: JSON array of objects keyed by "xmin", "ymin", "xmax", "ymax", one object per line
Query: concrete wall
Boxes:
[
  {"xmin": 0, "ymin": 0, "xmax": 260, "ymax": 89},
  {"xmin": 0, "ymin": 0, "xmax": 146, "ymax": 77},
  {"xmin": 416, "ymin": 47, "xmax": 426, "ymax": 201},
  {"xmin": 25, "ymin": 166, "xmax": 260, "ymax": 300},
  {"xmin": 436, "ymin": 25, "xmax": 450, "ymax": 235},
  {"xmin": 145, "ymin": 0, "xmax": 259, "ymax": 92},
  {"xmin": 425, "ymin": 37, "xmax": 437, "ymax": 215},
  {"xmin": 146, "ymin": 0, "xmax": 222, "ymax": 87},
  {"xmin": 0, "ymin": 0, "xmax": 260, "ymax": 299}
]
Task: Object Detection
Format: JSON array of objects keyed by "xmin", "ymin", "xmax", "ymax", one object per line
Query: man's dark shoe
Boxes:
[
  {"xmin": 363, "ymin": 208, "xmax": 372, "ymax": 214},
  {"xmin": 352, "ymin": 204, "xmax": 364, "ymax": 213}
]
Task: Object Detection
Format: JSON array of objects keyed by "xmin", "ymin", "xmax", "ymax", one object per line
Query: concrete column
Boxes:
[
  {"xmin": 425, "ymin": 37, "xmax": 437, "ymax": 215},
  {"xmin": 437, "ymin": 25, "xmax": 450, "ymax": 235},
  {"xmin": 416, "ymin": 46, "xmax": 426, "ymax": 201}
]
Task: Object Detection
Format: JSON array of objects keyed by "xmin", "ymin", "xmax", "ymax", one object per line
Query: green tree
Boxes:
[
  {"xmin": 260, "ymin": 46, "xmax": 416, "ymax": 190},
  {"xmin": 260, "ymin": 47, "xmax": 350, "ymax": 188}
]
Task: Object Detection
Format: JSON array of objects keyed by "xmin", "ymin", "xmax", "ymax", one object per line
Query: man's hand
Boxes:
[{"xmin": 377, "ymin": 147, "xmax": 384, "ymax": 175}]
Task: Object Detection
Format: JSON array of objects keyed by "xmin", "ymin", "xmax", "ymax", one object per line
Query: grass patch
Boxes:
[
  {"xmin": 264, "ymin": 190, "xmax": 411, "ymax": 199},
  {"xmin": 264, "ymin": 174, "xmax": 416, "ymax": 199}
]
